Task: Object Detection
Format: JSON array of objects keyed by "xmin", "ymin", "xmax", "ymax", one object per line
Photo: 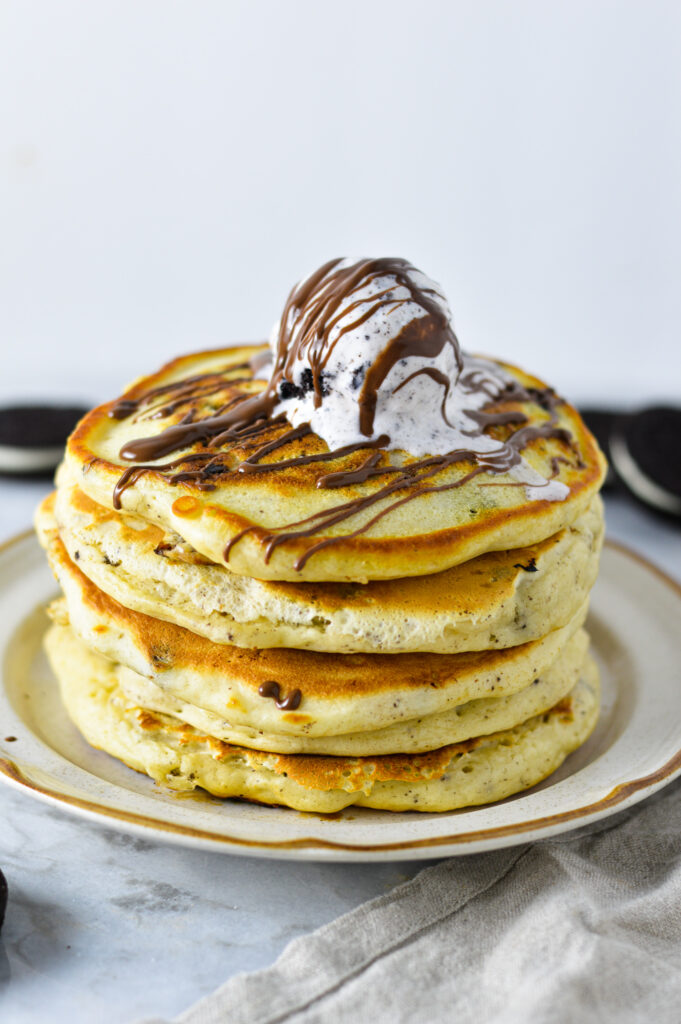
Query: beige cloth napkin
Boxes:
[{"xmin": 142, "ymin": 778, "xmax": 681, "ymax": 1024}]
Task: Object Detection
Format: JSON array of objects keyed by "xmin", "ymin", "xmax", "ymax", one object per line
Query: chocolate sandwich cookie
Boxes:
[
  {"xmin": 0, "ymin": 405, "xmax": 89, "ymax": 476},
  {"xmin": 610, "ymin": 407, "xmax": 681, "ymax": 518}
]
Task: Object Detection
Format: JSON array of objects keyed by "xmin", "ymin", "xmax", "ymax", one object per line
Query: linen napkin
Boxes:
[{"xmin": 142, "ymin": 777, "xmax": 681, "ymax": 1024}]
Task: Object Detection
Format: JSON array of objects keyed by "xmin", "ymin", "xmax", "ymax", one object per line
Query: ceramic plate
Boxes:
[{"xmin": 1, "ymin": 531, "xmax": 680, "ymax": 862}]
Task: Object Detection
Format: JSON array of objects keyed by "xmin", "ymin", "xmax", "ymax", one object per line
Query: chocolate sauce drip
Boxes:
[
  {"xmin": 119, "ymin": 391, "xmax": 276, "ymax": 463},
  {"xmin": 238, "ymin": 425, "xmax": 313, "ymax": 468},
  {"xmin": 109, "ymin": 365, "xmax": 251, "ymax": 422},
  {"xmin": 112, "ymin": 452, "xmax": 229, "ymax": 509},
  {"xmin": 224, "ymin": 419, "xmax": 570, "ymax": 571},
  {"xmin": 238, "ymin": 434, "xmax": 390, "ymax": 477},
  {"xmin": 514, "ymin": 557, "xmax": 538, "ymax": 572},
  {"xmin": 106, "ymin": 259, "xmax": 576, "ymax": 571},
  {"xmin": 257, "ymin": 680, "xmax": 302, "ymax": 711},
  {"xmin": 319, "ymin": 451, "xmax": 385, "ymax": 488},
  {"xmin": 110, "ymin": 399, "xmax": 139, "ymax": 421},
  {"xmin": 462, "ymin": 409, "xmax": 528, "ymax": 432}
]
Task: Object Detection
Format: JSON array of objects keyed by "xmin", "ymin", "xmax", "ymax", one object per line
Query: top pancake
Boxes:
[{"xmin": 64, "ymin": 345, "xmax": 606, "ymax": 582}]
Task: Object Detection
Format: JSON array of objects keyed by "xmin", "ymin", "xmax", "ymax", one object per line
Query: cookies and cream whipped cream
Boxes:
[{"xmin": 264, "ymin": 257, "xmax": 569, "ymax": 500}]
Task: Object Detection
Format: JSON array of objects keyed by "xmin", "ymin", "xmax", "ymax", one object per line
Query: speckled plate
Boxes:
[{"xmin": 1, "ymin": 531, "xmax": 680, "ymax": 862}]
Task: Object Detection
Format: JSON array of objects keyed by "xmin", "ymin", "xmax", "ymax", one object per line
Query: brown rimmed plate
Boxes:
[{"xmin": 1, "ymin": 531, "xmax": 680, "ymax": 862}]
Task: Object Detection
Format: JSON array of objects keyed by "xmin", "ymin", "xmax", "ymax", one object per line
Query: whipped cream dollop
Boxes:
[{"xmin": 264, "ymin": 257, "xmax": 568, "ymax": 500}]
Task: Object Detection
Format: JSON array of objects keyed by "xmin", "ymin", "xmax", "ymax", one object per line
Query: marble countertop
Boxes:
[{"xmin": 1, "ymin": 476, "xmax": 680, "ymax": 1024}]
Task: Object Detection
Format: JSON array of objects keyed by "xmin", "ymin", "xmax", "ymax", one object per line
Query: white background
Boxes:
[{"xmin": 1, "ymin": 0, "xmax": 680, "ymax": 407}]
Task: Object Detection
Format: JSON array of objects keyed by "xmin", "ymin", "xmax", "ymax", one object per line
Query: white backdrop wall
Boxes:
[{"xmin": 1, "ymin": 1, "xmax": 679, "ymax": 407}]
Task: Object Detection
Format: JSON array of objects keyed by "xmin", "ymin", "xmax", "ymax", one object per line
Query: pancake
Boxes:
[
  {"xmin": 39, "ymin": 520, "xmax": 589, "ymax": 743},
  {"xmin": 36, "ymin": 257, "xmax": 606, "ymax": 815},
  {"xmin": 63, "ymin": 345, "xmax": 606, "ymax": 582},
  {"xmin": 46, "ymin": 483, "xmax": 604, "ymax": 654},
  {"xmin": 44, "ymin": 623, "xmax": 600, "ymax": 813},
  {"xmin": 115, "ymin": 629, "xmax": 588, "ymax": 755}
]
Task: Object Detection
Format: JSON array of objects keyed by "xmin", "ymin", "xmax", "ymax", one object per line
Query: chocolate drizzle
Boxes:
[
  {"xmin": 106, "ymin": 258, "xmax": 577, "ymax": 570},
  {"xmin": 110, "ymin": 366, "xmax": 251, "ymax": 423},
  {"xmin": 257, "ymin": 680, "xmax": 302, "ymax": 711},
  {"xmin": 224, "ymin": 421, "xmax": 571, "ymax": 571}
]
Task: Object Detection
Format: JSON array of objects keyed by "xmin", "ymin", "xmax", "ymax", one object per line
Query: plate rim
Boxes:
[{"xmin": 1, "ymin": 529, "xmax": 680, "ymax": 859}]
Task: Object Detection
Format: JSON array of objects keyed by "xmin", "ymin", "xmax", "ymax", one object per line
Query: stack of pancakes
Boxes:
[{"xmin": 36, "ymin": 343, "xmax": 606, "ymax": 813}]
